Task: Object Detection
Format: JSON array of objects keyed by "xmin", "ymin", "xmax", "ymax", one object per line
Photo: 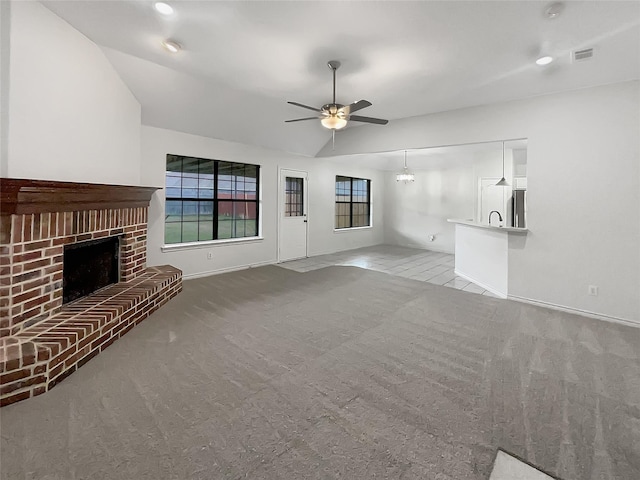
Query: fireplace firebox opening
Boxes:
[{"xmin": 63, "ymin": 236, "xmax": 121, "ymax": 304}]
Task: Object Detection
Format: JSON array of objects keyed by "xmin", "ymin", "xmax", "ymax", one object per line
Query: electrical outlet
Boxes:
[
  {"xmin": 207, "ymin": 252, "xmax": 213, "ymax": 260},
  {"xmin": 588, "ymin": 285, "xmax": 598, "ymax": 296}
]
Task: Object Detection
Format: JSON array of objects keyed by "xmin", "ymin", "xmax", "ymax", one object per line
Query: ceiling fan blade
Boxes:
[
  {"xmin": 287, "ymin": 101, "xmax": 321, "ymax": 112},
  {"xmin": 285, "ymin": 117, "xmax": 320, "ymax": 123},
  {"xmin": 349, "ymin": 115, "xmax": 389, "ymax": 125},
  {"xmin": 344, "ymin": 100, "xmax": 372, "ymax": 114}
]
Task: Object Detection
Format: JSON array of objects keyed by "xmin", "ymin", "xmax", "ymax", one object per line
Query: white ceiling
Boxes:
[{"xmin": 42, "ymin": 1, "xmax": 640, "ymax": 157}]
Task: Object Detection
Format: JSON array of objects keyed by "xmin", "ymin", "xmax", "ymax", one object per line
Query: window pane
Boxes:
[
  {"xmin": 199, "ymin": 159, "xmax": 214, "ymax": 176},
  {"xmin": 244, "ymin": 220, "xmax": 257, "ymax": 237},
  {"xmin": 183, "ymin": 158, "xmax": 199, "ymax": 174},
  {"xmin": 166, "ymin": 172, "xmax": 182, "ymax": 188},
  {"xmin": 217, "ymin": 219, "xmax": 232, "ymax": 239},
  {"xmin": 166, "ymin": 187, "xmax": 181, "ymax": 198},
  {"xmin": 183, "ymin": 188, "xmax": 198, "ymax": 199},
  {"xmin": 164, "ymin": 223, "xmax": 182, "ymax": 244},
  {"xmin": 218, "ymin": 201, "xmax": 232, "ymax": 219},
  {"xmin": 182, "ymin": 176, "xmax": 198, "ymax": 189},
  {"xmin": 335, "ymin": 203, "xmax": 349, "ymax": 216},
  {"xmin": 244, "ymin": 165, "xmax": 258, "ymax": 180},
  {"xmin": 198, "ymin": 188, "xmax": 214, "ymax": 199},
  {"xmin": 218, "ymin": 162, "xmax": 233, "ymax": 177},
  {"xmin": 166, "ymin": 200, "xmax": 182, "ymax": 220},
  {"xmin": 233, "ymin": 190, "xmax": 248, "ymax": 200},
  {"xmin": 285, "ymin": 177, "xmax": 303, "ymax": 217},
  {"xmin": 199, "ymin": 201, "xmax": 214, "ymax": 221},
  {"xmin": 232, "ymin": 203, "xmax": 245, "ymax": 238},
  {"xmin": 198, "ymin": 221, "xmax": 214, "ymax": 241},
  {"xmin": 244, "ymin": 181, "xmax": 257, "ymax": 195},
  {"xmin": 166, "ymin": 155, "xmax": 182, "ymax": 172},
  {"xmin": 199, "ymin": 176, "xmax": 214, "ymax": 189},
  {"xmin": 183, "ymin": 201, "xmax": 198, "ymax": 219},
  {"xmin": 181, "ymin": 222, "xmax": 198, "ymax": 243}
]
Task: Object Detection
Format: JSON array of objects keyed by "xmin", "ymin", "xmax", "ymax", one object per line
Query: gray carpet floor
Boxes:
[{"xmin": 1, "ymin": 265, "xmax": 639, "ymax": 479}]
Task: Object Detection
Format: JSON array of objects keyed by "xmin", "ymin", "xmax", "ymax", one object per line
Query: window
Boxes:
[
  {"xmin": 285, "ymin": 177, "xmax": 304, "ymax": 217},
  {"xmin": 165, "ymin": 155, "xmax": 259, "ymax": 244},
  {"xmin": 335, "ymin": 176, "xmax": 371, "ymax": 229}
]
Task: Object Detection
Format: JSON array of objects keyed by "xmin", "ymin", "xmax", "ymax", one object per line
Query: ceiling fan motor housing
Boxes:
[{"xmin": 322, "ymin": 104, "xmax": 347, "ymax": 117}]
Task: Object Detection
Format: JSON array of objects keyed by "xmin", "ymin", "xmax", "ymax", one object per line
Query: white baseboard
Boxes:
[
  {"xmin": 507, "ymin": 294, "xmax": 640, "ymax": 329},
  {"xmin": 182, "ymin": 260, "xmax": 276, "ymax": 280},
  {"xmin": 396, "ymin": 242, "xmax": 454, "ymax": 255},
  {"xmin": 308, "ymin": 241, "xmax": 383, "ymax": 258},
  {"xmin": 454, "ymin": 270, "xmax": 507, "ymax": 299}
]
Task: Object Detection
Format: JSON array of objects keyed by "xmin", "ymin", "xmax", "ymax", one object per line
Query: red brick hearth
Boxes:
[{"xmin": 0, "ymin": 179, "xmax": 183, "ymax": 406}]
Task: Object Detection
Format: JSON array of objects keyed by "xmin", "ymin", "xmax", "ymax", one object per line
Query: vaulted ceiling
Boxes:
[{"xmin": 43, "ymin": 1, "xmax": 640, "ymax": 157}]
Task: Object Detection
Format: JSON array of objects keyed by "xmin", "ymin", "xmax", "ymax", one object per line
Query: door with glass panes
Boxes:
[{"xmin": 278, "ymin": 169, "xmax": 308, "ymax": 262}]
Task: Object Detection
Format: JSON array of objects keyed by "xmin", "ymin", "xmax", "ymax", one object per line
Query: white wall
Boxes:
[
  {"xmin": 141, "ymin": 126, "xmax": 384, "ymax": 278},
  {"xmin": 383, "ymin": 148, "xmax": 514, "ymax": 253},
  {"xmin": 6, "ymin": 1, "xmax": 141, "ymax": 185},
  {"xmin": 318, "ymin": 81, "xmax": 640, "ymax": 324},
  {"xmin": 0, "ymin": 1, "xmax": 10, "ymax": 176},
  {"xmin": 384, "ymin": 165, "xmax": 474, "ymax": 253}
]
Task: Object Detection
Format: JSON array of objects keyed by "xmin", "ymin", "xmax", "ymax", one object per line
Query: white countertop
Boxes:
[{"xmin": 447, "ymin": 218, "xmax": 528, "ymax": 234}]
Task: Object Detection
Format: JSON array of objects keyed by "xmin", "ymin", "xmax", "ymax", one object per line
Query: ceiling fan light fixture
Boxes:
[{"xmin": 320, "ymin": 116, "xmax": 347, "ymax": 130}]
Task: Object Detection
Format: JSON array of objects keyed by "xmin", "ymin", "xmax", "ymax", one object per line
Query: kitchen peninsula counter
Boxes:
[
  {"xmin": 447, "ymin": 219, "xmax": 528, "ymax": 298},
  {"xmin": 447, "ymin": 218, "xmax": 528, "ymax": 233}
]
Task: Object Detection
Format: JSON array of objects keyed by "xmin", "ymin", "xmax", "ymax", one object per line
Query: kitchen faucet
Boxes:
[{"xmin": 488, "ymin": 210, "xmax": 503, "ymax": 226}]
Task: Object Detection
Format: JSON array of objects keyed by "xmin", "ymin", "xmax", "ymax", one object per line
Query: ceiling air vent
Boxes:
[{"xmin": 573, "ymin": 48, "xmax": 594, "ymax": 62}]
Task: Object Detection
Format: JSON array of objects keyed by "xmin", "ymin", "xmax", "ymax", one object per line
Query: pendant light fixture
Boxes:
[
  {"xmin": 495, "ymin": 141, "xmax": 509, "ymax": 186},
  {"xmin": 396, "ymin": 150, "xmax": 415, "ymax": 183}
]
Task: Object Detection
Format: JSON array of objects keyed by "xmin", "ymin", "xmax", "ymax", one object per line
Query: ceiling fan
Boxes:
[{"xmin": 285, "ymin": 61, "xmax": 389, "ymax": 133}]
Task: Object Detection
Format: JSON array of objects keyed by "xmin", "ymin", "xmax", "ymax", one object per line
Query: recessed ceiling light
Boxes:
[
  {"xmin": 162, "ymin": 40, "xmax": 181, "ymax": 53},
  {"xmin": 154, "ymin": 2, "xmax": 174, "ymax": 15},
  {"xmin": 544, "ymin": 2, "xmax": 564, "ymax": 19},
  {"xmin": 536, "ymin": 55, "xmax": 554, "ymax": 66}
]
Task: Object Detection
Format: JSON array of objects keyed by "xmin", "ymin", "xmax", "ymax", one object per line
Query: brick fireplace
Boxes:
[{"xmin": 0, "ymin": 179, "xmax": 182, "ymax": 406}]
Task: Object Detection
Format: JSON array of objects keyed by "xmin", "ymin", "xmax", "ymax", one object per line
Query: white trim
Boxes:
[
  {"xmin": 397, "ymin": 242, "xmax": 453, "ymax": 254},
  {"xmin": 454, "ymin": 270, "xmax": 507, "ymax": 299},
  {"xmin": 308, "ymin": 242, "xmax": 381, "ymax": 257},
  {"xmin": 507, "ymin": 294, "xmax": 640, "ymax": 329},
  {"xmin": 333, "ymin": 226, "xmax": 373, "ymax": 233},
  {"xmin": 182, "ymin": 259, "xmax": 276, "ymax": 280},
  {"xmin": 161, "ymin": 236, "xmax": 264, "ymax": 253}
]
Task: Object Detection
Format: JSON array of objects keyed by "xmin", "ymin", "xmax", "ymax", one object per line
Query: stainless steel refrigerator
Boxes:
[{"xmin": 511, "ymin": 189, "xmax": 526, "ymax": 228}]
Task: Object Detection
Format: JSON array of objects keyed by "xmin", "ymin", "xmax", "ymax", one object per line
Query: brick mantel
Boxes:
[{"xmin": 0, "ymin": 178, "xmax": 158, "ymax": 215}]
